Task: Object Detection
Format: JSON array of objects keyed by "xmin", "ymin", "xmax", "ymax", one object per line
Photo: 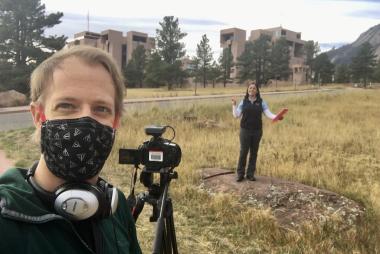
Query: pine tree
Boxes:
[
  {"xmin": 144, "ymin": 51, "xmax": 167, "ymax": 88},
  {"xmin": 304, "ymin": 40, "xmax": 320, "ymax": 82},
  {"xmin": 190, "ymin": 56, "xmax": 201, "ymax": 95},
  {"xmin": 271, "ymin": 37, "xmax": 290, "ymax": 81},
  {"xmin": 208, "ymin": 61, "xmax": 221, "ymax": 88},
  {"xmin": 0, "ymin": 0, "xmax": 66, "ymax": 93},
  {"xmin": 124, "ymin": 45, "xmax": 146, "ymax": 88},
  {"xmin": 350, "ymin": 42, "xmax": 377, "ymax": 88},
  {"xmin": 237, "ymin": 34, "xmax": 271, "ymax": 86},
  {"xmin": 155, "ymin": 16, "xmax": 187, "ymax": 90},
  {"xmin": 373, "ymin": 60, "xmax": 380, "ymax": 82},
  {"xmin": 219, "ymin": 47, "xmax": 233, "ymax": 87},
  {"xmin": 313, "ymin": 53, "xmax": 334, "ymax": 84},
  {"xmin": 334, "ymin": 64, "xmax": 350, "ymax": 83},
  {"xmin": 196, "ymin": 34, "xmax": 213, "ymax": 88}
]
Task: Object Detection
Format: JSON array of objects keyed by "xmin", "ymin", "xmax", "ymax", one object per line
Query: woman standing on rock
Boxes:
[{"xmin": 232, "ymin": 81, "xmax": 281, "ymax": 182}]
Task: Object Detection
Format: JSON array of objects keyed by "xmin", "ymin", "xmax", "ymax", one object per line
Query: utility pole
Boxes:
[{"xmin": 87, "ymin": 11, "xmax": 90, "ymax": 31}]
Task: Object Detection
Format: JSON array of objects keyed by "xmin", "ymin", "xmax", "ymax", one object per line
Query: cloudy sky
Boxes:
[{"xmin": 41, "ymin": 0, "xmax": 380, "ymax": 58}]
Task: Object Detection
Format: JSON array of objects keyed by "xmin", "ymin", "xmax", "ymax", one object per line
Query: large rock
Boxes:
[
  {"xmin": 0, "ymin": 90, "xmax": 28, "ymax": 107},
  {"xmin": 200, "ymin": 168, "xmax": 365, "ymax": 228}
]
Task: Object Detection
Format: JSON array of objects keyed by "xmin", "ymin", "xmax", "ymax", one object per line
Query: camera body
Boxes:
[{"xmin": 119, "ymin": 125, "xmax": 181, "ymax": 172}]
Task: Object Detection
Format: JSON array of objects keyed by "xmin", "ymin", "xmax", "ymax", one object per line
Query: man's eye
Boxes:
[
  {"xmin": 57, "ymin": 103, "xmax": 75, "ymax": 110},
  {"xmin": 95, "ymin": 106, "xmax": 112, "ymax": 114}
]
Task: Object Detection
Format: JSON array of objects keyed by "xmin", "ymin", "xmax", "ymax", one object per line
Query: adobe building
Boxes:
[
  {"xmin": 220, "ymin": 26, "xmax": 308, "ymax": 84},
  {"xmin": 220, "ymin": 28, "xmax": 246, "ymax": 79},
  {"xmin": 66, "ymin": 29, "xmax": 155, "ymax": 70}
]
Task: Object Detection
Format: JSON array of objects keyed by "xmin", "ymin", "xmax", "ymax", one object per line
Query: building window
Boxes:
[
  {"xmin": 221, "ymin": 33, "xmax": 234, "ymax": 42},
  {"xmin": 122, "ymin": 44, "xmax": 127, "ymax": 69},
  {"xmin": 132, "ymin": 35, "xmax": 147, "ymax": 43},
  {"xmin": 281, "ymin": 30, "xmax": 286, "ymax": 36},
  {"xmin": 296, "ymin": 33, "xmax": 301, "ymax": 39}
]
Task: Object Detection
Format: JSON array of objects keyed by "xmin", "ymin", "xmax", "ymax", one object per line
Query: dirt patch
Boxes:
[{"xmin": 200, "ymin": 168, "xmax": 365, "ymax": 228}]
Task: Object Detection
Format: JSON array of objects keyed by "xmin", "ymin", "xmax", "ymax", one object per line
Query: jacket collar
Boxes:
[{"xmin": 0, "ymin": 168, "xmax": 64, "ymax": 223}]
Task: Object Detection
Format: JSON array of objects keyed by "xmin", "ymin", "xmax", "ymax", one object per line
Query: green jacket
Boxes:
[{"xmin": 0, "ymin": 168, "xmax": 141, "ymax": 254}]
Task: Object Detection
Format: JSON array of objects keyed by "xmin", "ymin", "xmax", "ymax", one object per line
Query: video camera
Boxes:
[
  {"xmin": 119, "ymin": 125, "xmax": 181, "ymax": 173},
  {"xmin": 119, "ymin": 125, "xmax": 181, "ymax": 253}
]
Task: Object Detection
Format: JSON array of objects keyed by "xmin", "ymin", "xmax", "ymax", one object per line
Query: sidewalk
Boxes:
[{"xmin": 0, "ymin": 88, "xmax": 338, "ymax": 114}]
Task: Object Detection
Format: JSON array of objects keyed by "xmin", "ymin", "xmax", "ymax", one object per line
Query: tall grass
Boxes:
[{"xmin": 0, "ymin": 89, "xmax": 379, "ymax": 253}]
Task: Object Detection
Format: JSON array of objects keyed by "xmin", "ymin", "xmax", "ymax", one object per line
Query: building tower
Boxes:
[{"xmin": 220, "ymin": 28, "xmax": 247, "ymax": 78}]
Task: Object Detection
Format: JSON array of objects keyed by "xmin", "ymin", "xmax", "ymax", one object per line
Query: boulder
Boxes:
[{"xmin": 0, "ymin": 90, "xmax": 28, "ymax": 107}]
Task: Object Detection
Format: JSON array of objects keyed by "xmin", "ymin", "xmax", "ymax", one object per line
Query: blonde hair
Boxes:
[{"xmin": 30, "ymin": 45, "xmax": 125, "ymax": 116}]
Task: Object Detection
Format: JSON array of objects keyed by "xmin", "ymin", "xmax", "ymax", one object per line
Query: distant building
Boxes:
[
  {"xmin": 220, "ymin": 28, "xmax": 247, "ymax": 79},
  {"xmin": 66, "ymin": 29, "xmax": 155, "ymax": 70},
  {"xmin": 220, "ymin": 26, "xmax": 308, "ymax": 84}
]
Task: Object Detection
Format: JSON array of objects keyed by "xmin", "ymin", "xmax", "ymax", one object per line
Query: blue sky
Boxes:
[{"xmin": 41, "ymin": 0, "xmax": 380, "ymax": 59}]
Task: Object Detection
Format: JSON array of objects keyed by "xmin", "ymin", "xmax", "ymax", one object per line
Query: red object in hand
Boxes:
[{"xmin": 272, "ymin": 108, "xmax": 288, "ymax": 123}]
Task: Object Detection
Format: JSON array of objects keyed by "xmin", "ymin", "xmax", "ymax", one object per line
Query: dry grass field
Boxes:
[
  {"xmin": 125, "ymin": 82, "xmax": 346, "ymax": 99},
  {"xmin": 0, "ymin": 88, "xmax": 379, "ymax": 253}
]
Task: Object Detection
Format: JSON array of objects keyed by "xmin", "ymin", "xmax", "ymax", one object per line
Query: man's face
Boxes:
[{"xmin": 42, "ymin": 56, "xmax": 116, "ymax": 127}]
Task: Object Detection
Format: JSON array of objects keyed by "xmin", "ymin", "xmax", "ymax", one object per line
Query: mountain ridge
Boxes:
[{"xmin": 327, "ymin": 23, "xmax": 380, "ymax": 65}]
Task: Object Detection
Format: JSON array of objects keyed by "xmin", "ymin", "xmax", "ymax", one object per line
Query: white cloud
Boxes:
[{"xmin": 41, "ymin": 0, "xmax": 380, "ymax": 57}]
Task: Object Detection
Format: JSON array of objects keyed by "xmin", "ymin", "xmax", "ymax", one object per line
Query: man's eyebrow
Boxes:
[
  {"xmin": 54, "ymin": 97, "xmax": 78, "ymax": 102},
  {"xmin": 92, "ymin": 99, "xmax": 113, "ymax": 106}
]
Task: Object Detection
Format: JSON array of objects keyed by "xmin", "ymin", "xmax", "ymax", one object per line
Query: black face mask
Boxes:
[{"xmin": 41, "ymin": 117, "xmax": 115, "ymax": 181}]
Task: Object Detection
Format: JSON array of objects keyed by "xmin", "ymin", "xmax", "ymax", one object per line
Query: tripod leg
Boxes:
[
  {"xmin": 163, "ymin": 223, "xmax": 173, "ymax": 254},
  {"xmin": 165, "ymin": 200, "xmax": 178, "ymax": 254}
]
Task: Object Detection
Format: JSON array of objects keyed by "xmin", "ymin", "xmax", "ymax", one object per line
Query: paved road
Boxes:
[{"xmin": 0, "ymin": 88, "xmax": 343, "ymax": 132}]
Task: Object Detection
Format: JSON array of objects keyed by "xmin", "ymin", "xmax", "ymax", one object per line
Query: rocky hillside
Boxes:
[{"xmin": 327, "ymin": 23, "xmax": 380, "ymax": 65}]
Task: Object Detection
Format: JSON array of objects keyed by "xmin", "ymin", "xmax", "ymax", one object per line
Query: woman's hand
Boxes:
[{"xmin": 231, "ymin": 97, "xmax": 237, "ymax": 106}]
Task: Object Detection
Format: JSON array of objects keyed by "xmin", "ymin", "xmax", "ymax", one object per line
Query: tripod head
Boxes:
[{"xmin": 132, "ymin": 167, "xmax": 178, "ymax": 222}]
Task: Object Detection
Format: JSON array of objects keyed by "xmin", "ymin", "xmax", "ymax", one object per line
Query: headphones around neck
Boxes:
[{"xmin": 26, "ymin": 163, "xmax": 118, "ymax": 221}]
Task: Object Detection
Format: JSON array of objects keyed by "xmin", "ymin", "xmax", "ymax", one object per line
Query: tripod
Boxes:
[{"xmin": 131, "ymin": 169, "xmax": 178, "ymax": 254}]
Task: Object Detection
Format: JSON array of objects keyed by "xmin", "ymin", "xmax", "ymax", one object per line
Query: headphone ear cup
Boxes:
[{"xmin": 54, "ymin": 183, "xmax": 102, "ymax": 221}]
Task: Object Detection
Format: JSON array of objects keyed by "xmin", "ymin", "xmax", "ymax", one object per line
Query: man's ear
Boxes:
[
  {"xmin": 30, "ymin": 102, "xmax": 43, "ymax": 128},
  {"xmin": 113, "ymin": 114, "xmax": 121, "ymax": 129}
]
